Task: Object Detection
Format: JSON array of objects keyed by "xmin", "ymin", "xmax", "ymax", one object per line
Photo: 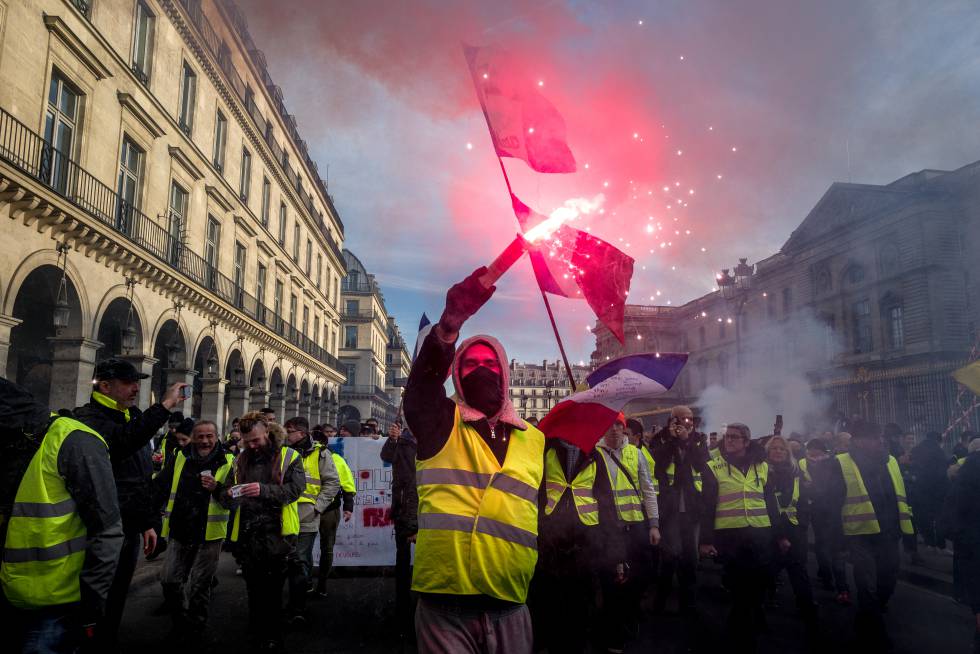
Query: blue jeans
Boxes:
[{"xmin": 19, "ymin": 608, "xmax": 78, "ymax": 654}]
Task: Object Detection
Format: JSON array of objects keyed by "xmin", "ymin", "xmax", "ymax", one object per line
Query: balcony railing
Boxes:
[
  {"xmin": 341, "ymin": 309, "xmax": 373, "ymax": 320},
  {"xmin": 0, "ymin": 106, "xmax": 344, "ymax": 375},
  {"xmin": 340, "ymin": 384, "xmax": 393, "ymax": 403}
]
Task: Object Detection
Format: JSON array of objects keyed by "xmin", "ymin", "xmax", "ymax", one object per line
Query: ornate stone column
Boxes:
[
  {"xmin": 285, "ymin": 395, "xmax": 299, "ymax": 421},
  {"xmin": 226, "ymin": 383, "xmax": 251, "ymax": 425},
  {"xmin": 47, "ymin": 336, "xmax": 102, "ymax": 409},
  {"xmin": 269, "ymin": 393, "xmax": 287, "ymax": 423},
  {"xmin": 0, "ymin": 314, "xmax": 23, "ymax": 375},
  {"xmin": 199, "ymin": 377, "xmax": 228, "ymax": 436},
  {"xmin": 249, "ymin": 385, "xmax": 270, "ymax": 412},
  {"xmin": 119, "ymin": 354, "xmax": 158, "ymax": 409}
]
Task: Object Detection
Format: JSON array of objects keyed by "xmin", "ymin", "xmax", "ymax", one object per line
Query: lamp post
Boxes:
[
  {"xmin": 52, "ymin": 243, "xmax": 71, "ymax": 334},
  {"xmin": 120, "ymin": 277, "xmax": 138, "ymax": 353},
  {"xmin": 717, "ymin": 258, "xmax": 754, "ymax": 374}
]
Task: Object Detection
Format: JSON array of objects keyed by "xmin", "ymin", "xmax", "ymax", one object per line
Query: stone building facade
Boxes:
[
  {"xmin": 0, "ymin": 0, "xmax": 350, "ymax": 434},
  {"xmin": 509, "ymin": 359, "xmax": 592, "ymax": 422},
  {"xmin": 337, "ymin": 249, "xmax": 397, "ymax": 429},
  {"xmin": 592, "ymin": 161, "xmax": 980, "ymax": 438}
]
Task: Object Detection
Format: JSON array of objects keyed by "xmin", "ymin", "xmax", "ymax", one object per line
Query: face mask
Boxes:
[{"xmin": 461, "ymin": 366, "xmax": 503, "ymax": 418}]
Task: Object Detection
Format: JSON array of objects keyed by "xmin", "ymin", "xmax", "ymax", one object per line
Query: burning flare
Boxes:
[{"xmin": 524, "ymin": 194, "xmax": 606, "ymax": 243}]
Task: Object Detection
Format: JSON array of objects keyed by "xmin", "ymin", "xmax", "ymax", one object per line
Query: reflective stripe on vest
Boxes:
[
  {"xmin": 598, "ymin": 444, "xmax": 645, "ymax": 523},
  {"xmin": 837, "ymin": 453, "xmax": 913, "ymax": 536},
  {"xmin": 658, "ymin": 461, "xmax": 705, "ymax": 493},
  {"xmin": 230, "ymin": 447, "xmax": 301, "ymax": 541},
  {"xmin": 543, "ymin": 449, "xmax": 598, "ymax": 526},
  {"xmin": 798, "ymin": 458, "xmax": 812, "ymax": 484},
  {"xmin": 413, "ymin": 408, "xmax": 544, "ymax": 603},
  {"xmin": 1, "ymin": 416, "xmax": 108, "ymax": 609},
  {"xmin": 709, "ymin": 458, "xmax": 771, "ymax": 530},
  {"xmin": 640, "ymin": 446, "xmax": 658, "ymax": 494},
  {"xmin": 161, "ymin": 451, "xmax": 234, "ymax": 541},
  {"xmin": 332, "ymin": 452, "xmax": 356, "ymax": 493},
  {"xmin": 774, "ymin": 475, "xmax": 800, "ymax": 526},
  {"xmin": 300, "ymin": 444, "xmax": 322, "ymax": 504}
]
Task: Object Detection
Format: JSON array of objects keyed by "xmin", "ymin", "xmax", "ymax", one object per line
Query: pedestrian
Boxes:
[
  {"xmin": 260, "ymin": 407, "xmax": 277, "ymax": 424},
  {"xmin": 154, "ymin": 411, "xmax": 185, "ymax": 472},
  {"xmin": 764, "ymin": 435, "xmax": 817, "ymax": 632},
  {"xmin": 826, "ymin": 419, "xmax": 913, "ymax": 651},
  {"xmin": 945, "ymin": 437, "xmax": 980, "ymax": 653},
  {"xmin": 626, "ymin": 417, "xmax": 644, "ymax": 447},
  {"xmin": 897, "ymin": 432, "xmax": 922, "ymax": 565},
  {"xmin": 952, "ymin": 431, "xmax": 976, "ymax": 461},
  {"xmin": 380, "ymin": 421, "xmax": 419, "ymax": 639},
  {"xmin": 72, "ymin": 358, "xmax": 186, "ymax": 650},
  {"xmin": 531, "ymin": 437, "xmax": 610, "ymax": 653},
  {"xmin": 365, "ymin": 417, "xmax": 380, "ymax": 435},
  {"xmin": 154, "ymin": 420, "xmax": 234, "ymax": 644},
  {"xmin": 404, "ymin": 267, "xmax": 545, "ymax": 654},
  {"xmin": 321, "ymin": 424, "xmax": 337, "ymax": 440},
  {"xmin": 315, "ymin": 442, "xmax": 355, "ymax": 596},
  {"xmin": 800, "ymin": 438, "xmax": 850, "ymax": 599},
  {"xmin": 911, "ymin": 431, "xmax": 951, "ymax": 553},
  {"xmin": 283, "ymin": 416, "xmax": 339, "ymax": 625},
  {"xmin": 652, "ymin": 405, "xmax": 709, "ymax": 615},
  {"xmin": 596, "ymin": 415, "xmax": 660, "ymax": 652},
  {"xmin": 836, "ymin": 431, "xmax": 851, "ymax": 454},
  {"xmin": 1, "ymin": 378, "xmax": 124, "ymax": 653},
  {"xmin": 216, "ymin": 411, "xmax": 304, "ymax": 651},
  {"xmin": 699, "ymin": 422, "xmax": 781, "ymax": 653}
]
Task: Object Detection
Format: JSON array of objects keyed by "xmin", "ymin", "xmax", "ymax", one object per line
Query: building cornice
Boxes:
[
  {"xmin": 168, "ymin": 145, "xmax": 205, "ymax": 181},
  {"xmin": 233, "ymin": 214, "xmax": 257, "ymax": 238},
  {"xmin": 43, "ymin": 14, "xmax": 112, "ymax": 80},
  {"xmin": 256, "ymin": 240, "xmax": 275, "ymax": 258},
  {"xmin": 205, "ymin": 185, "xmax": 234, "ymax": 212},
  {"xmin": 117, "ymin": 92, "xmax": 165, "ymax": 139}
]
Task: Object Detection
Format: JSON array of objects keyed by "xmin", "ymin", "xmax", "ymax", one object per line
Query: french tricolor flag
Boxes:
[{"xmin": 538, "ymin": 352, "xmax": 688, "ymax": 452}]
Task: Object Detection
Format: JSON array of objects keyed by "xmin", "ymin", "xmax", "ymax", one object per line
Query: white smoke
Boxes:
[{"xmin": 696, "ymin": 308, "xmax": 844, "ymax": 440}]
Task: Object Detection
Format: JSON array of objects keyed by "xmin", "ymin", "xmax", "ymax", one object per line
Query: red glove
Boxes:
[{"xmin": 439, "ymin": 267, "xmax": 496, "ymax": 335}]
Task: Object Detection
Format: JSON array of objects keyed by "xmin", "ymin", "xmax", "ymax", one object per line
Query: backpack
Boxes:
[{"xmin": 0, "ymin": 378, "xmax": 61, "ymax": 529}]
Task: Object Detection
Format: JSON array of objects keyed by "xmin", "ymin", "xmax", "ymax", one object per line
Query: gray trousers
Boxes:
[
  {"xmin": 161, "ymin": 538, "xmax": 223, "ymax": 629},
  {"xmin": 415, "ymin": 597, "xmax": 533, "ymax": 654}
]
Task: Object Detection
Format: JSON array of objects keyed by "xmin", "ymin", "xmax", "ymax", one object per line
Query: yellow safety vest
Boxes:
[
  {"xmin": 300, "ymin": 444, "xmax": 323, "ymax": 504},
  {"xmin": 837, "ymin": 453, "xmax": 913, "ymax": 536},
  {"xmin": 708, "ymin": 458, "xmax": 771, "ymax": 530},
  {"xmin": 640, "ymin": 446, "xmax": 658, "ymax": 494},
  {"xmin": 798, "ymin": 458, "xmax": 812, "ymax": 484},
  {"xmin": 413, "ymin": 409, "xmax": 544, "ymax": 603},
  {"xmin": 332, "ymin": 452, "xmax": 356, "ymax": 493},
  {"xmin": 162, "ymin": 450, "xmax": 235, "ymax": 541},
  {"xmin": 543, "ymin": 448, "xmax": 598, "ymax": 526},
  {"xmin": 230, "ymin": 447, "xmax": 301, "ymax": 541},
  {"xmin": 598, "ymin": 444, "xmax": 645, "ymax": 523},
  {"xmin": 1, "ymin": 416, "xmax": 108, "ymax": 609},
  {"xmin": 774, "ymin": 475, "xmax": 800, "ymax": 526}
]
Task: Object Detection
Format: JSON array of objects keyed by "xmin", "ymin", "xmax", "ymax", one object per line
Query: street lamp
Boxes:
[
  {"xmin": 717, "ymin": 258, "xmax": 754, "ymax": 375},
  {"xmin": 121, "ymin": 277, "xmax": 138, "ymax": 353},
  {"xmin": 52, "ymin": 243, "xmax": 71, "ymax": 333}
]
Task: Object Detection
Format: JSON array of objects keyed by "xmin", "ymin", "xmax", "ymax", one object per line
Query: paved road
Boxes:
[{"xmin": 118, "ymin": 552, "xmax": 975, "ymax": 653}]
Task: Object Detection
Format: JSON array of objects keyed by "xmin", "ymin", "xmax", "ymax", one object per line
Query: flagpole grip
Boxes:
[{"xmin": 479, "ymin": 234, "xmax": 530, "ymax": 288}]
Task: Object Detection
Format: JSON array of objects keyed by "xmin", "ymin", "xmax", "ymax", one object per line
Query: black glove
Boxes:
[{"xmin": 439, "ymin": 267, "xmax": 495, "ymax": 335}]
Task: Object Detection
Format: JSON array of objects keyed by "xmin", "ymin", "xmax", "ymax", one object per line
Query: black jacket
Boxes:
[
  {"xmin": 827, "ymin": 449, "xmax": 901, "ymax": 538},
  {"xmin": 73, "ymin": 395, "xmax": 172, "ymax": 535},
  {"xmin": 650, "ymin": 428, "xmax": 710, "ymax": 520},
  {"xmin": 153, "ymin": 443, "xmax": 230, "ymax": 544},
  {"xmin": 216, "ymin": 445, "xmax": 305, "ymax": 561},
  {"xmin": 946, "ymin": 452, "xmax": 980, "ymax": 546},
  {"xmin": 380, "ymin": 434, "xmax": 418, "ymax": 537}
]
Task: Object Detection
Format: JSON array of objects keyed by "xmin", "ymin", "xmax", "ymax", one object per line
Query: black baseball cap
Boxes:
[{"xmin": 94, "ymin": 358, "xmax": 149, "ymax": 382}]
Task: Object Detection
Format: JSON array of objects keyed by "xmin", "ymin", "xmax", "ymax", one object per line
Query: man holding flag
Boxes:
[{"xmin": 404, "ymin": 267, "xmax": 545, "ymax": 654}]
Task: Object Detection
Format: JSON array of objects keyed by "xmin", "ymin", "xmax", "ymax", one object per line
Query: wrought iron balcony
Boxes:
[{"xmin": 0, "ymin": 106, "xmax": 344, "ymax": 376}]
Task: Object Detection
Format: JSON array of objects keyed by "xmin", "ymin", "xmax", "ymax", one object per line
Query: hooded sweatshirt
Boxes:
[{"xmin": 404, "ymin": 330, "xmax": 526, "ymax": 464}]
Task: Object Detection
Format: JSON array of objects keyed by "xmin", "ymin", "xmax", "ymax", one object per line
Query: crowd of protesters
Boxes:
[{"xmin": 3, "ymin": 265, "xmax": 980, "ymax": 654}]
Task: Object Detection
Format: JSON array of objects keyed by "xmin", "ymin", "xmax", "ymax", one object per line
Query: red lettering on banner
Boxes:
[{"xmin": 362, "ymin": 507, "xmax": 392, "ymax": 527}]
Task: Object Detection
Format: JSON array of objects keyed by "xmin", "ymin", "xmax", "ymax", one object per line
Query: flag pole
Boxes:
[
  {"xmin": 493, "ymin": 155, "xmax": 577, "ymax": 387},
  {"xmin": 463, "ymin": 45, "xmax": 578, "ymax": 387}
]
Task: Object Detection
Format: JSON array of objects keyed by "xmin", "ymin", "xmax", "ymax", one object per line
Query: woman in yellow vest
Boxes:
[
  {"xmin": 764, "ymin": 435, "xmax": 817, "ymax": 631},
  {"xmin": 214, "ymin": 411, "xmax": 305, "ymax": 651},
  {"xmin": 826, "ymin": 420, "xmax": 913, "ymax": 648},
  {"xmin": 699, "ymin": 422, "xmax": 781, "ymax": 652},
  {"xmin": 403, "ymin": 268, "xmax": 543, "ymax": 654}
]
